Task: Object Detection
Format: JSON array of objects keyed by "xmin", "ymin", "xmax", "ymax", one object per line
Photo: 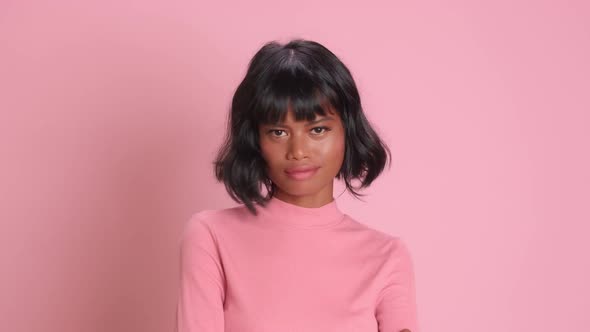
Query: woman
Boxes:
[{"xmin": 176, "ymin": 39, "xmax": 419, "ymax": 332}]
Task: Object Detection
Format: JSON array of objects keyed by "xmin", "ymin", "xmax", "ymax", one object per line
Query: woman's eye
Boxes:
[
  {"xmin": 311, "ymin": 126, "xmax": 330, "ymax": 134},
  {"xmin": 269, "ymin": 130, "xmax": 285, "ymax": 137},
  {"xmin": 267, "ymin": 127, "xmax": 330, "ymax": 137}
]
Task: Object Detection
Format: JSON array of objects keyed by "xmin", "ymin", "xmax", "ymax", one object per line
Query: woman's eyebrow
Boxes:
[
  {"xmin": 268, "ymin": 116, "xmax": 335, "ymax": 127},
  {"xmin": 308, "ymin": 116, "xmax": 334, "ymax": 125}
]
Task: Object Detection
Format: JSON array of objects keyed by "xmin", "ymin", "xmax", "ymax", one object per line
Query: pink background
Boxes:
[{"xmin": 1, "ymin": 1, "xmax": 588, "ymax": 331}]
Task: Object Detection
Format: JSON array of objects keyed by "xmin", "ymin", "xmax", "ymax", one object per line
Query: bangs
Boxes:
[{"xmin": 251, "ymin": 61, "xmax": 338, "ymax": 126}]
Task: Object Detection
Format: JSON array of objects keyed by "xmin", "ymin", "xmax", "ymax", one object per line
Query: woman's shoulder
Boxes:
[
  {"xmin": 185, "ymin": 204, "xmax": 249, "ymax": 228},
  {"xmin": 344, "ymin": 214, "xmax": 402, "ymax": 239},
  {"xmin": 186, "ymin": 205, "xmax": 249, "ymax": 228},
  {"xmin": 179, "ymin": 204, "xmax": 249, "ymax": 245},
  {"xmin": 342, "ymin": 214, "xmax": 410, "ymax": 253}
]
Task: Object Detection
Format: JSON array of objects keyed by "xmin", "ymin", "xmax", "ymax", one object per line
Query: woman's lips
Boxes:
[{"xmin": 284, "ymin": 167, "xmax": 320, "ymax": 180}]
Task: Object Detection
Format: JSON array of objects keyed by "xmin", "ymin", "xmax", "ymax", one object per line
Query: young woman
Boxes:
[{"xmin": 176, "ymin": 39, "xmax": 419, "ymax": 332}]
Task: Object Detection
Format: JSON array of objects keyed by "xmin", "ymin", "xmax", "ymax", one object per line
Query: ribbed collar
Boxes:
[{"xmin": 254, "ymin": 196, "xmax": 346, "ymax": 230}]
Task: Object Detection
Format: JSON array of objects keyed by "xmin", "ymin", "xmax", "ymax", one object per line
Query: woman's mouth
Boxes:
[{"xmin": 284, "ymin": 167, "xmax": 320, "ymax": 180}]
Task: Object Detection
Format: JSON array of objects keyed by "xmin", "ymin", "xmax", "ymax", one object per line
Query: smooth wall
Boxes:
[{"xmin": 1, "ymin": 1, "xmax": 588, "ymax": 331}]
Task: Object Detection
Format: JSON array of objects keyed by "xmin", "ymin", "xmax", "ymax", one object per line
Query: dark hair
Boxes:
[{"xmin": 213, "ymin": 39, "xmax": 392, "ymax": 215}]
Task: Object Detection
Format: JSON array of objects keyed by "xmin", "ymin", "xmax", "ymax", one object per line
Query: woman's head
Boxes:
[{"xmin": 213, "ymin": 39, "xmax": 391, "ymax": 215}]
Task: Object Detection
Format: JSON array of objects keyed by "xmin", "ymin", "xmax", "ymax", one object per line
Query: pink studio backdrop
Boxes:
[{"xmin": 1, "ymin": 1, "xmax": 588, "ymax": 332}]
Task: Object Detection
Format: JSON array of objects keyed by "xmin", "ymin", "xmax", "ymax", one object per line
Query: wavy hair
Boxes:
[{"xmin": 213, "ymin": 39, "xmax": 392, "ymax": 215}]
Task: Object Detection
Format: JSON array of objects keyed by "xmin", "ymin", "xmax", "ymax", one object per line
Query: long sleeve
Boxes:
[
  {"xmin": 374, "ymin": 238, "xmax": 420, "ymax": 332},
  {"xmin": 176, "ymin": 212, "xmax": 226, "ymax": 332}
]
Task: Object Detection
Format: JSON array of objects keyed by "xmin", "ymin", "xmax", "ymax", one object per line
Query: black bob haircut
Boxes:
[{"xmin": 213, "ymin": 39, "xmax": 392, "ymax": 215}]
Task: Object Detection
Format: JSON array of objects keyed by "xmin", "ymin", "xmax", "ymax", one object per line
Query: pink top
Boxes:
[{"xmin": 176, "ymin": 196, "xmax": 420, "ymax": 332}]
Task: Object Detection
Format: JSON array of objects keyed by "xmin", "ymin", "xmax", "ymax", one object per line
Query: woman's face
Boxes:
[{"xmin": 258, "ymin": 105, "xmax": 346, "ymax": 206}]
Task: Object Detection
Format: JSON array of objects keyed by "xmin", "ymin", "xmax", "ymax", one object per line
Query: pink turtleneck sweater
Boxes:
[{"xmin": 175, "ymin": 196, "xmax": 420, "ymax": 332}]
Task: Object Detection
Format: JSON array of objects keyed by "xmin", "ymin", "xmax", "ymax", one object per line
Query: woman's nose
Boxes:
[{"xmin": 286, "ymin": 134, "xmax": 309, "ymax": 160}]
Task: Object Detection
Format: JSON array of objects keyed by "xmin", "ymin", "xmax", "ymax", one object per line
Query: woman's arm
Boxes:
[
  {"xmin": 374, "ymin": 238, "xmax": 420, "ymax": 332},
  {"xmin": 176, "ymin": 212, "xmax": 225, "ymax": 332}
]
